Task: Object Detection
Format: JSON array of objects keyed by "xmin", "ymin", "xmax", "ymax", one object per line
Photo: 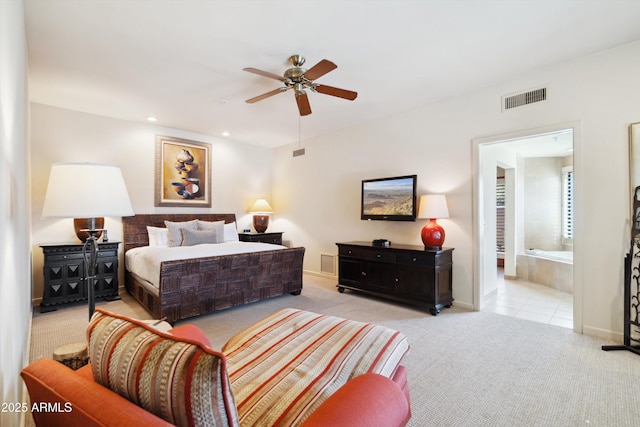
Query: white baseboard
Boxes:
[
  {"xmin": 582, "ymin": 325, "xmax": 623, "ymax": 342},
  {"xmin": 453, "ymin": 300, "xmax": 474, "ymax": 311},
  {"xmin": 303, "ymin": 269, "xmax": 337, "ymax": 279}
]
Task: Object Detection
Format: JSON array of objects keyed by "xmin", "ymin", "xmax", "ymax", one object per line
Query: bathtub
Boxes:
[{"xmin": 516, "ymin": 249, "xmax": 573, "ymax": 293}]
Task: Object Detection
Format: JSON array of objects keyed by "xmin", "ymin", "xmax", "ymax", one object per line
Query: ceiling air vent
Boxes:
[{"xmin": 502, "ymin": 87, "xmax": 547, "ymax": 111}]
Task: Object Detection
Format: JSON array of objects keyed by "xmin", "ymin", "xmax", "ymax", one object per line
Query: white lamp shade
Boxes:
[
  {"xmin": 418, "ymin": 194, "xmax": 449, "ymax": 219},
  {"xmin": 42, "ymin": 163, "xmax": 134, "ymax": 218},
  {"xmin": 249, "ymin": 199, "xmax": 274, "ymax": 214}
]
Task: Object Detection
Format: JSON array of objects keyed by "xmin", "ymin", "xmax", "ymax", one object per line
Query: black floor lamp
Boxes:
[{"xmin": 42, "ymin": 163, "xmax": 134, "ymax": 320}]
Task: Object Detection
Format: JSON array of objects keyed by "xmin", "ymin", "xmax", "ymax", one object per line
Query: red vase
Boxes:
[
  {"xmin": 253, "ymin": 215, "xmax": 269, "ymax": 233},
  {"xmin": 421, "ymin": 219, "xmax": 445, "ymax": 250}
]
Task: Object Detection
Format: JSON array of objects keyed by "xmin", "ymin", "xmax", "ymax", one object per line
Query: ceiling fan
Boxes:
[{"xmin": 243, "ymin": 55, "xmax": 357, "ymax": 116}]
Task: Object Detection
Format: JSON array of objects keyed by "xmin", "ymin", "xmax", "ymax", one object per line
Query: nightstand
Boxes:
[
  {"xmin": 40, "ymin": 242, "xmax": 120, "ymax": 312},
  {"xmin": 238, "ymin": 232, "xmax": 283, "ymax": 245}
]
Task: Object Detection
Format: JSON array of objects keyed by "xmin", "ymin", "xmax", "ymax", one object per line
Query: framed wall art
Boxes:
[{"xmin": 155, "ymin": 135, "xmax": 211, "ymax": 207}]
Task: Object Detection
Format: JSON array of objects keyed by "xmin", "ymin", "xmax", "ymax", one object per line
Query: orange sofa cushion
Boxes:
[
  {"xmin": 87, "ymin": 308, "xmax": 239, "ymax": 427},
  {"xmin": 300, "ymin": 373, "xmax": 411, "ymax": 427}
]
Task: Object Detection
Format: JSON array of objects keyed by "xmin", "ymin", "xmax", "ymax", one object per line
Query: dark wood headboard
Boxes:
[{"xmin": 122, "ymin": 214, "xmax": 237, "ymax": 253}]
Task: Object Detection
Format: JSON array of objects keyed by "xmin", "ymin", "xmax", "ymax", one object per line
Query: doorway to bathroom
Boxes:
[{"xmin": 472, "ymin": 123, "xmax": 581, "ymax": 331}]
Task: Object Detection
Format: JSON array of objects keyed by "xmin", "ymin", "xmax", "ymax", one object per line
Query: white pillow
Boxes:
[
  {"xmin": 146, "ymin": 226, "xmax": 169, "ymax": 247},
  {"xmin": 224, "ymin": 222, "xmax": 239, "ymax": 242}
]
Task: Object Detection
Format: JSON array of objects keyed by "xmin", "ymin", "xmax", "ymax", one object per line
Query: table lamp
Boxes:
[
  {"xmin": 418, "ymin": 194, "xmax": 449, "ymax": 250},
  {"xmin": 249, "ymin": 199, "xmax": 274, "ymax": 233},
  {"xmin": 41, "ymin": 162, "xmax": 134, "ymax": 319}
]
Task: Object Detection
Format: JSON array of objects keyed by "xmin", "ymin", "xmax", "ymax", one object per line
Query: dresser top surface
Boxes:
[
  {"xmin": 40, "ymin": 242, "xmax": 120, "ymax": 249},
  {"xmin": 238, "ymin": 232, "xmax": 282, "ymax": 235},
  {"xmin": 336, "ymin": 241, "xmax": 453, "ymax": 253}
]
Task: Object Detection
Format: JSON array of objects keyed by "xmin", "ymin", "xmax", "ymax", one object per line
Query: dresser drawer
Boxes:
[
  {"xmin": 261, "ymin": 235, "xmax": 282, "ymax": 244},
  {"xmin": 367, "ymin": 250, "xmax": 395, "ymax": 263},
  {"xmin": 45, "ymin": 252, "xmax": 83, "ymax": 262},
  {"xmin": 339, "ymin": 246, "xmax": 395, "ymax": 263},
  {"xmin": 97, "ymin": 250, "xmax": 118, "ymax": 258},
  {"xmin": 396, "ymin": 252, "xmax": 431, "ymax": 266}
]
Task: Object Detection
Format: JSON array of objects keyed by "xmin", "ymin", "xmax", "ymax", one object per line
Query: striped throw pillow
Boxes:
[{"xmin": 87, "ymin": 309, "xmax": 239, "ymax": 427}]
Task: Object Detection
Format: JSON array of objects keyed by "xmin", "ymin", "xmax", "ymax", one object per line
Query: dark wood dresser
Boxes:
[
  {"xmin": 40, "ymin": 242, "xmax": 120, "ymax": 312},
  {"xmin": 336, "ymin": 241, "xmax": 454, "ymax": 315}
]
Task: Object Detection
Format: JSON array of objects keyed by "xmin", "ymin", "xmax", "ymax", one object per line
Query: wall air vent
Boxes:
[
  {"xmin": 320, "ymin": 253, "xmax": 335, "ymax": 275},
  {"xmin": 502, "ymin": 87, "xmax": 547, "ymax": 111},
  {"xmin": 293, "ymin": 148, "xmax": 306, "ymax": 157}
]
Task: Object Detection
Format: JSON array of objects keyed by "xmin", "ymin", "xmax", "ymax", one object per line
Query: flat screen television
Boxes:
[{"xmin": 361, "ymin": 175, "xmax": 417, "ymax": 221}]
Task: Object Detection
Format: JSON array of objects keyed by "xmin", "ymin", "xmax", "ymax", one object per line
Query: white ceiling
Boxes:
[
  {"xmin": 506, "ymin": 130, "xmax": 574, "ymax": 158},
  {"xmin": 25, "ymin": 0, "xmax": 640, "ymax": 149},
  {"xmin": 491, "ymin": 129, "xmax": 575, "ymax": 159}
]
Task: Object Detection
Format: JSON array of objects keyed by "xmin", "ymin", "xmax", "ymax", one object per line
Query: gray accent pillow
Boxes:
[
  {"xmin": 181, "ymin": 228, "xmax": 222, "ymax": 246},
  {"xmin": 196, "ymin": 219, "xmax": 225, "ymax": 233},
  {"xmin": 164, "ymin": 220, "xmax": 198, "ymax": 247}
]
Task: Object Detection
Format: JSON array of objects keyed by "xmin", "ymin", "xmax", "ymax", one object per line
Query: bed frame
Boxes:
[{"xmin": 122, "ymin": 214, "xmax": 305, "ymax": 324}]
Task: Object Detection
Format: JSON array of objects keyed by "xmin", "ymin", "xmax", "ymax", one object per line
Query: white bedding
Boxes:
[{"xmin": 125, "ymin": 241, "xmax": 286, "ymax": 288}]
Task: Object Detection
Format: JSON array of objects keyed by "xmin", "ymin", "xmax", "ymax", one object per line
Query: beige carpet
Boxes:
[{"xmin": 29, "ymin": 274, "xmax": 640, "ymax": 426}]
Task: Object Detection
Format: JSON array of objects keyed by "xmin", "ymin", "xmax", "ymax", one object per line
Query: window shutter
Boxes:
[
  {"xmin": 562, "ymin": 167, "xmax": 573, "ymax": 241},
  {"xmin": 496, "ymin": 178, "xmax": 505, "ymax": 252}
]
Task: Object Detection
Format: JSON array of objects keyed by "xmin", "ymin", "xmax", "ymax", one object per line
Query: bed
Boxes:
[{"xmin": 122, "ymin": 214, "xmax": 305, "ymax": 324}]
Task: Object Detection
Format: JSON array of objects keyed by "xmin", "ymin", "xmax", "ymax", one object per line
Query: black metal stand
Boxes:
[
  {"xmin": 601, "ymin": 344, "xmax": 640, "ymax": 355},
  {"xmin": 81, "ymin": 218, "xmax": 101, "ymax": 321},
  {"xmin": 602, "ymin": 240, "xmax": 640, "ymax": 355}
]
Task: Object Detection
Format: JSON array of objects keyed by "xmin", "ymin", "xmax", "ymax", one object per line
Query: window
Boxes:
[{"xmin": 562, "ymin": 166, "xmax": 573, "ymax": 244}]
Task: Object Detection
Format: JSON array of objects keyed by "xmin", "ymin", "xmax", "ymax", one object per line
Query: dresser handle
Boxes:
[
  {"xmin": 376, "ymin": 254, "xmax": 381, "ymax": 258},
  {"xmin": 412, "ymin": 258, "xmax": 417, "ymax": 262}
]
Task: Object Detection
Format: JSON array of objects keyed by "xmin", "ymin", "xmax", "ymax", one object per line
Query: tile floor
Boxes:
[{"xmin": 483, "ymin": 268, "xmax": 574, "ymax": 329}]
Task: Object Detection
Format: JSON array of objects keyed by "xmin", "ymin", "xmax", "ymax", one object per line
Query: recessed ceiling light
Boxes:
[
  {"xmin": 222, "ymin": 131, "xmax": 231, "ymax": 137},
  {"xmin": 146, "ymin": 116, "xmax": 158, "ymax": 122}
]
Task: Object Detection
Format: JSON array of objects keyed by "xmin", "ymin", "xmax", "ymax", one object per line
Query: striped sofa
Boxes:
[{"xmin": 22, "ymin": 308, "xmax": 411, "ymax": 427}]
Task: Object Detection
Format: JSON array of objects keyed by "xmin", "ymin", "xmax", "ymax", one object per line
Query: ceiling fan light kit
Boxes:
[{"xmin": 244, "ymin": 55, "xmax": 357, "ymax": 116}]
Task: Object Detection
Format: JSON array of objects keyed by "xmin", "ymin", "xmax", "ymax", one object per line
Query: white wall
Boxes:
[
  {"xmin": 523, "ymin": 157, "xmax": 564, "ymax": 251},
  {"xmin": 273, "ymin": 40, "xmax": 640, "ymax": 339},
  {"xmin": 0, "ymin": 1, "xmax": 32, "ymax": 425},
  {"xmin": 478, "ymin": 143, "xmax": 519, "ymax": 299},
  {"xmin": 26, "ymin": 40, "xmax": 640, "ymax": 341},
  {"xmin": 30, "ymin": 104, "xmax": 274, "ymax": 302}
]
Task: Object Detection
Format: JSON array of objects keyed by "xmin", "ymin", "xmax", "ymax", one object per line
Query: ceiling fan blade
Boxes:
[
  {"xmin": 303, "ymin": 59, "xmax": 337, "ymax": 81},
  {"xmin": 243, "ymin": 67, "xmax": 286, "ymax": 81},
  {"xmin": 295, "ymin": 92, "xmax": 312, "ymax": 116},
  {"xmin": 245, "ymin": 87, "xmax": 289, "ymax": 103},
  {"xmin": 313, "ymin": 84, "xmax": 358, "ymax": 100}
]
